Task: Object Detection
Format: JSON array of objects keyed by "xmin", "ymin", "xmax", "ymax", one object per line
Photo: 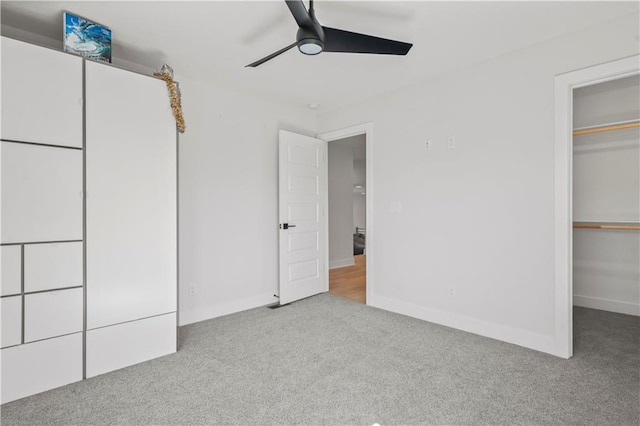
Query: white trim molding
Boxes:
[
  {"xmin": 329, "ymin": 257, "xmax": 355, "ymax": 270},
  {"xmin": 178, "ymin": 292, "xmax": 278, "ymax": 326},
  {"xmin": 369, "ymin": 294, "xmax": 558, "ymax": 356},
  {"xmin": 573, "ymin": 295, "xmax": 640, "ymax": 317},
  {"xmin": 554, "ymin": 54, "xmax": 640, "ymax": 358}
]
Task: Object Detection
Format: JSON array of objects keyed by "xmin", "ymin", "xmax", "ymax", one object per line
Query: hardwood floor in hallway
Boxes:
[{"xmin": 329, "ymin": 255, "xmax": 366, "ymax": 304}]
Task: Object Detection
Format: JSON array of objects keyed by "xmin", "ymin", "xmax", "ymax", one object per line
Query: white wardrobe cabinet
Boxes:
[
  {"xmin": 1, "ymin": 36, "xmax": 177, "ymax": 402},
  {"xmin": 1, "ymin": 37, "xmax": 82, "ymax": 147}
]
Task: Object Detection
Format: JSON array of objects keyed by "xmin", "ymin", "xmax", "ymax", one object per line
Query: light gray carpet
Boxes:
[{"xmin": 1, "ymin": 294, "xmax": 639, "ymax": 425}]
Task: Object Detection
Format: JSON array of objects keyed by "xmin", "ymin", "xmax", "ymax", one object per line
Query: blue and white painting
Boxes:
[{"xmin": 64, "ymin": 12, "xmax": 111, "ymax": 63}]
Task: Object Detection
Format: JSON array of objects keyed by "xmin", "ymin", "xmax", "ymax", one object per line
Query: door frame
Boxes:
[
  {"xmin": 317, "ymin": 122, "xmax": 374, "ymax": 304},
  {"xmin": 553, "ymin": 54, "xmax": 639, "ymax": 358}
]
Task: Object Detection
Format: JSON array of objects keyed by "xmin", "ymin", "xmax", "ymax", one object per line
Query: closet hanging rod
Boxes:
[
  {"xmin": 573, "ymin": 223, "xmax": 640, "ymax": 231},
  {"xmin": 573, "ymin": 119, "xmax": 640, "ymax": 136}
]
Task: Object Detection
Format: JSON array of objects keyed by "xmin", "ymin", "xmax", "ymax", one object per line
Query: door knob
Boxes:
[{"xmin": 281, "ymin": 223, "xmax": 296, "ymax": 230}]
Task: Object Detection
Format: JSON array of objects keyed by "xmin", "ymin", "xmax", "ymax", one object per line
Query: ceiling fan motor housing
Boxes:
[{"xmin": 297, "ymin": 23, "xmax": 325, "ymax": 55}]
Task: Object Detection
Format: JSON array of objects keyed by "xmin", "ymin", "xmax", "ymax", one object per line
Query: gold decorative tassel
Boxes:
[{"xmin": 154, "ymin": 65, "xmax": 186, "ymax": 133}]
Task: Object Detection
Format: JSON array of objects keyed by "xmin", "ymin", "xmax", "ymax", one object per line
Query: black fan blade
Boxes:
[
  {"xmin": 322, "ymin": 26, "xmax": 412, "ymax": 55},
  {"xmin": 285, "ymin": 0, "xmax": 312, "ymax": 27},
  {"xmin": 246, "ymin": 42, "xmax": 297, "ymax": 67}
]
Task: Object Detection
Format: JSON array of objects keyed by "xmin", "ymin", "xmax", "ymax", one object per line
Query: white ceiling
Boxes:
[{"xmin": 2, "ymin": 1, "xmax": 639, "ymax": 111}]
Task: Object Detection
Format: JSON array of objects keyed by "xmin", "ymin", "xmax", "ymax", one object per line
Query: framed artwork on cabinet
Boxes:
[{"xmin": 63, "ymin": 12, "xmax": 111, "ymax": 63}]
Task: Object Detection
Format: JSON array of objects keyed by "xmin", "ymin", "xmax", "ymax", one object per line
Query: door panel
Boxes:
[
  {"xmin": 1, "ymin": 296, "xmax": 21, "ymax": 348},
  {"xmin": 24, "ymin": 288, "xmax": 83, "ymax": 343},
  {"xmin": 1, "ymin": 246, "xmax": 22, "ymax": 296},
  {"xmin": 1, "ymin": 142, "xmax": 82, "ymax": 244},
  {"xmin": 1, "ymin": 37, "xmax": 82, "ymax": 147},
  {"xmin": 288, "ymin": 232, "xmax": 319, "ymax": 252},
  {"xmin": 24, "ymin": 242, "xmax": 83, "ymax": 292},
  {"xmin": 278, "ymin": 130, "xmax": 327, "ymax": 304},
  {"xmin": 0, "ymin": 333, "xmax": 82, "ymax": 404},
  {"xmin": 86, "ymin": 313, "xmax": 176, "ymax": 378},
  {"xmin": 85, "ymin": 61, "xmax": 177, "ymax": 329}
]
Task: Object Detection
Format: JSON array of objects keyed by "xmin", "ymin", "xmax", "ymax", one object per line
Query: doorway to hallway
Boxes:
[{"xmin": 326, "ymin": 133, "xmax": 366, "ymax": 303}]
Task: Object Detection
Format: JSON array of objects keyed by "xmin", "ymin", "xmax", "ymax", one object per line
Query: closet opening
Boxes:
[
  {"xmin": 554, "ymin": 55, "xmax": 639, "ymax": 358},
  {"xmin": 571, "ymin": 74, "xmax": 639, "ymax": 351}
]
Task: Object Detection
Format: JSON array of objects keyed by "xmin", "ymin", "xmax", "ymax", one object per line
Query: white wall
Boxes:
[
  {"xmin": 573, "ymin": 130, "xmax": 640, "ymax": 222},
  {"xmin": 353, "ymin": 194, "xmax": 366, "ymax": 231},
  {"xmin": 573, "ymin": 230, "xmax": 639, "ymax": 315},
  {"xmin": 328, "ymin": 143, "xmax": 355, "ymax": 268},
  {"xmin": 353, "ymin": 147, "xmax": 367, "ymax": 231},
  {"xmin": 573, "ymin": 74, "xmax": 640, "ymax": 129},
  {"xmin": 178, "ymin": 77, "xmax": 316, "ymax": 325},
  {"xmin": 573, "ymin": 75, "xmax": 640, "ymax": 316},
  {"xmin": 316, "ymin": 14, "xmax": 640, "ymax": 356}
]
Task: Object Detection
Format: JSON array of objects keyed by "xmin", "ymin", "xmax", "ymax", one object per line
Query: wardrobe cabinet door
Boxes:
[
  {"xmin": 85, "ymin": 61, "xmax": 176, "ymax": 329},
  {"xmin": 1, "ymin": 37, "xmax": 82, "ymax": 148},
  {"xmin": 1, "ymin": 142, "xmax": 83, "ymax": 244},
  {"xmin": 24, "ymin": 242, "xmax": 83, "ymax": 292},
  {"xmin": 86, "ymin": 313, "xmax": 176, "ymax": 378},
  {"xmin": 1, "ymin": 333, "xmax": 82, "ymax": 404},
  {"xmin": 1, "ymin": 246, "xmax": 22, "ymax": 296},
  {"xmin": 24, "ymin": 288, "xmax": 83, "ymax": 343},
  {"xmin": 1, "ymin": 296, "xmax": 22, "ymax": 348}
]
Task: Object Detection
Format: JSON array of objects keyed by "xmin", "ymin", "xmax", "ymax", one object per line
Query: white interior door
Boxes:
[{"xmin": 278, "ymin": 130, "xmax": 327, "ymax": 305}]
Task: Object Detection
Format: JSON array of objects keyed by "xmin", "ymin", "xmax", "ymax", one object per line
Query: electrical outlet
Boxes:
[
  {"xmin": 189, "ymin": 284, "xmax": 197, "ymax": 295},
  {"xmin": 448, "ymin": 286, "xmax": 456, "ymax": 298},
  {"xmin": 425, "ymin": 140, "xmax": 432, "ymax": 152},
  {"xmin": 448, "ymin": 136, "xmax": 456, "ymax": 149}
]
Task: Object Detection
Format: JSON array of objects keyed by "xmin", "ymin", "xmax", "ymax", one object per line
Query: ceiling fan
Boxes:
[{"xmin": 246, "ymin": 0, "xmax": 413, "ymax": 67}]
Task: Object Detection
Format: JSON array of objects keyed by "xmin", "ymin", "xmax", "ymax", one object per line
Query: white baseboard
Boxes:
[
  {"xmin": 329, "ymin": 257, "xmax": 355, "ymax": 270},
  {"xmin": 368, "ymin": 294, "xmax": 561, "ymax": 357},
  {"xmin": 179, "ymin": 292, "xmax": 278, "ymax": 326},
  {"xmin": 573, "ymin": 294, "xmax": 640, "ymax": 316}
]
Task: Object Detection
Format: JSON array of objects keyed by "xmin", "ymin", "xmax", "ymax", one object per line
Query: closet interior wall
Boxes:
[{"xmin": 572, "ymin": 74, "xmax": 640, "ymax": 316}]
